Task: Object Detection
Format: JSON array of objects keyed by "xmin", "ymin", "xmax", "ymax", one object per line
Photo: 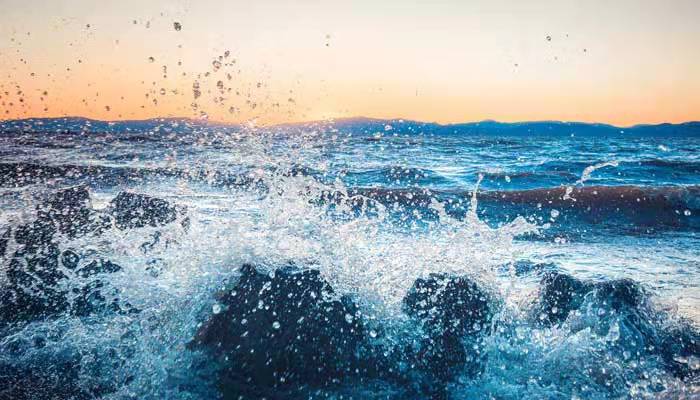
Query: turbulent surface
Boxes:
[{"xmin": 0, "ymin": 118, "xmax": 699, "ymax": 399}]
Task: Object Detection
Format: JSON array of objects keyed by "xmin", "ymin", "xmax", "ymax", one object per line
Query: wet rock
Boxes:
[
  {"xmin": 534, "ymin": 271, "xmax": 589, "ymax": 325},
  {"xmin": 0, "ymin": 227, "xmax": 10, "ymax": 257},
  {"xmin": 192, "ymin": 264, "xmax": 367, "ymax": 394},
  {"xmin": 404, "ymin": 273, "xmax": 493, "ymax": 337},
  {"xmin": 0, "ymin": 187, "xmax": 134, "ymax": 324},
  {"xmin": 1, "ymin": 244, "xmax": 68, "ymax": 323},
  {"xmin": 593, "ymin": 278, "xmax": 646, "ymax": 311},
  {"xmin": 535, "ymin": 272, "xmax": 649, "ymax": 326},
  {"xmin": 108, "ymin": 191, "xmax": 185, "ymax": 229},
  {"xmin": 10, "ymin": 186, "xmax": 99, "ymax": 257},
  {"xmin": 0, "ymin": 360, "xmax": 91, "ymax": 400},
  {"xmin": 35, "ymin": 185, "xmax": 94, "ymax": 238},
  {"xmin": 403, "ymin": 273, "xmax": 494, "ymax": 383},
  {"xmin": 534, "ymin": 272, "xmax": 700, "ymax": 380},
  {"xmin": 661, "ymin": 326, "xmax": 700, "ymax": 379}
]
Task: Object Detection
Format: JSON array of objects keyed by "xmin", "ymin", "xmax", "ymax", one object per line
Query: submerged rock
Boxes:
[
  {"xmin": 403, "ymin": 273, "xmax": 494, "ymax": 385},
  {"xmin": 0, "ymin": 360, "xmax": 90, "ymax": 400},
  {"xmin": 0, "ymin": 227, "xmax": 11, "ymax": 257},
  {"xmin": 0, "ymin": 187, "xmax": 183, "ymax": 324},
  {"xmin": 0, "ymin": 187, "xmax": 95, "ymax": 323},
  {"xmin": 404, "ymin": 273, "xmax": 493, "ymax": 338},
  {"xmin": 534, "ymin": 271, "xmax": 590, "ymax": 325},
  {"xmin": 534, "ymin": 271, "xmax": 700, "ymax": 380},
  {"xmin": 192, "ymin": 266, "xmax": 498, "ymax": 399},
  {"xmin": 108, "ymin": 191, "xmax": 186, "ymax": 230},
  {"xmin": 192, "ymin": 264, "xmax": 367, "ymax": 395},
  {"xmin": 35, "ymin": 185, "xmax": 95, "ymax": 238},
  {"xmin": 534, "ymin": 271, "xmax": 648, "ymax": 326}
]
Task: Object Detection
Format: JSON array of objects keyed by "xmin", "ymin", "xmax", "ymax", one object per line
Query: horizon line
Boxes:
[{"xmin": 1, "ymin": 115, "xmax": 699, "ymax": 130}]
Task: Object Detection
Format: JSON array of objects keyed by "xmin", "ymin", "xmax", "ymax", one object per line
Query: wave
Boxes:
[
  {"xmin": 479, "ymin": 184, "xmax": 700, "ymax": 210},
  {"xmin": 638, "ymin": 158, "xmax": 700, "ymax": 172},
  {"xmin": 0, "ymin": 162, "xmax": 261, "ymax": 189},
  {"xmin": 337, "ymin": 184, "xmax": 699, "ymax": 211}
]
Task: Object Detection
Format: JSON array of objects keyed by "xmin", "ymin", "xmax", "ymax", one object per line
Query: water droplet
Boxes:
[
  {"xmin": 272, "ymin": 321, "xmax": 281, "ymax": 330},
  {"xmin": 550, "ymin": 209, "xmax": 560, "ymax": 219},
  {"xmin": 684, "ymin": 210, "xmax": 692, "ymax": 216},
  {"xmin": 344, "ymin": 313, "xmax": 354, "ymax": 323},
  {"xmin": 369, "ymin": 330, "xmax": 377, "ymax": 338},
  {"xmin": 212, "ymin": 304, "xmax": 221, "ymax": 314},
  {"xmin": 546, "ymin": 35, "xmax": 552, "ymax": 41},
  {"xmin": 173, "ymin": 22, "xmax": 182, "ymax": 31},
  {"xmin": 148, "ymin": 57, "xmax": 155, "ymax": 63}
]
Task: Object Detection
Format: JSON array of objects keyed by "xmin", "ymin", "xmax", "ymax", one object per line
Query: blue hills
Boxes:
[{"xmin": 1, "ymin": 116, "xmax": 699, "ymax": 137}]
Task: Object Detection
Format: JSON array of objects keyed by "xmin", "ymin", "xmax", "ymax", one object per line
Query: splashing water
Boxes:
[
  {"xmin": 563, "ymin": 160, "xmax": 620, "ymax": 201},
  {"xmin": 0, "ymin": 120, "xmax": 699, "ymax": 399}
]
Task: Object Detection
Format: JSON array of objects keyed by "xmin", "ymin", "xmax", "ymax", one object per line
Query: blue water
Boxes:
[{"xmin": 0, "ymin": 118, "xmax": 698, "ymax": 399}]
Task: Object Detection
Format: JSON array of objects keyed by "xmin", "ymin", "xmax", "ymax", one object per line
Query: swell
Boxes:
[
  {"xmin": 340, "ymin": 185, "xmax": 700, "ymax": 212},
  {"xmin": 0, "ymin": 162, "xmax": 260, "ymax": 189},
  {"xmin": 638, "ymin": 158, "xmax": 700, "ymax": 172},
  {"xmin": 321, "ymin": 184, "xmax": 700, "ymax": 234}
]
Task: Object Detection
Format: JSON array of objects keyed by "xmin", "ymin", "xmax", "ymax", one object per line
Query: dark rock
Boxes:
[
  {"xmin": 593, "ymin": 278, "xmax": 646, "ymax": 311},
  {"xmin": 0, "ymin": 187, "xmax": 182, "ymax": 325},
  {"xmin": 661, "ymin": 326, "xmax": 700, "ymax": 379},
  {"xmin": 534, "ymin": 272, "xmax": 700, "ymax": 380},
  {"xmin": 404, "ymin": 273, "xmax": 493, "ymax": 337},
  {"xmin": 0, "ymin": 187, "xmax": 95, "ymax": 324},
  {"xmin": 0, "ymin": 227, "xmax": 10, "ymax": 257},
  {"xmin": 192, "ymin": 264, "xmax": 367, "ymax": 394},
  {"xmin": 536, "ymin": 273, "xmax": 648, "ymax": 326},
  {"xmin": 403, "ymin": 273, "xmax": 494, "ymax": 383},
  {"xmin": 0, "ymin": 244, "xmax": 69, "ymax": 323},
  {"xmin": 534, "ymin": 271, "xmax": 590, "ymax": 325},
  {"xmin": 10, "ymin": 186, "xmax": 98, "ymax": 257},
  {"xmin": 0, "ymin": 360, "xmax": 91, "ymax": 400},
  {"xmin": 35, "ymin": 185, "xmax": 94, "ymax": 238},
  {"xmin": 0, "ymin": 252, "xmax": 127, "ymax": 323},
  {"xmin": 108, "ymin": 192, "xmax": 185, "ymax": 229}
]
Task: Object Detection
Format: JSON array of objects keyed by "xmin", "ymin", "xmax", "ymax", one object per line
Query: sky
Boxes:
[{"xmin": 0, "ymin": 0, "xmax": 699, "ymax": 126}]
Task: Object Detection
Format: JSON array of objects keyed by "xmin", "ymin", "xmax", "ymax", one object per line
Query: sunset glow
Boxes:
[{"xmin": 1, "ymin": 0, "xmax": 699, "ymax": 126}]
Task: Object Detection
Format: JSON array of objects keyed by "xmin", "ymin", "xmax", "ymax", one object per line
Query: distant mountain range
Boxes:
[{"xmin": 1, "ymin": 116, "xmax": 699, "ymax": 137}]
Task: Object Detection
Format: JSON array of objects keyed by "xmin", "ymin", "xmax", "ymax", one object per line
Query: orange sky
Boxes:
[{"xmin": 1, "ymin": 0, "xmax": 699, "ymax": 126}]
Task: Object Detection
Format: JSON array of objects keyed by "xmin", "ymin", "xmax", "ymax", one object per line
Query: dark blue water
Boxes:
[{"xmin": 0, "ymin": 118, "xmax": 698, "ymax": 399}]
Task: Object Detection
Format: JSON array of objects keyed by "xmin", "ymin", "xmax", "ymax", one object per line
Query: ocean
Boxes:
[{"xmin": 0, "ymin": 117, "xmax": 698, "ymax": 399}]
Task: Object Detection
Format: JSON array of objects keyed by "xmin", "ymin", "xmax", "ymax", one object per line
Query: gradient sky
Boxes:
[{"xmin": 1, "ymin": 0, "xmax": 699, "ymax": 126}]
